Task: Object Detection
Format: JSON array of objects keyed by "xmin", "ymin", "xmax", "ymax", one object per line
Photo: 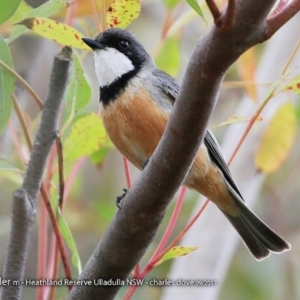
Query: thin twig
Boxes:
[
  {"xmin": 0, "ymin": 59, "xmax": 43, "ymax": 109},
  {"xmin": 56, "ymin": 137, "xmax": 65, "ymax": 209},
  {"xmin": 90, "ymin": 0, "xmax": 101, "ymax": 32},
  {"xmin": 12, "ymin": 94, "xmax": 32, "ymax": 150},
  {"xmin": 223, "ymin": 0, "xmax": 236, "ymax": 29},
  {"xmin": 205, "ymin": 0, "xmax": 221, "ymax": 25}
]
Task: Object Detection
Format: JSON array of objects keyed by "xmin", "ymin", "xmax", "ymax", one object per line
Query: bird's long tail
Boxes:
[{"xmin": 222, "ymin": 196, "xmax": 291, "ymax": 260}]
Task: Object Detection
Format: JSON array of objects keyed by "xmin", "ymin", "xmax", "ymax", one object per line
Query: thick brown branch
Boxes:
[
  {"xmin": 68, "ymin": 0, "xmax": 300, "ymax": 299},
  {"xmin": 266, "ymin": 0, "xmax": 300, "ymax": 38}
]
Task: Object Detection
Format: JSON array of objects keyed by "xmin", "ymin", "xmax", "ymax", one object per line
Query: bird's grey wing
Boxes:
[
  {"xmin": 204, "ymin": 129, "xmax": 244, "ymax": 200},
  {"xmin": 153, "ymin": 69, "xmax": 243, "ymax": 200},
  {"xmin": 152, "ymin": 68, "xmax": 179, "ymax": 105}
]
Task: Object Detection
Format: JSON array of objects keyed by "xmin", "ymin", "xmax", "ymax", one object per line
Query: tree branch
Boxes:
[
  {"xmin": 266, "ymin": 0, "xmax": 300, "ymax": 38},
  {"xmin": 223, "ymin": 0, "xmax": 236, "ymax": 29},
  {"xmin": 68, "ymin": 0, "xmax": 299, "ymax": 299},
  {"xmin": 1, "ymin": 46, "xmax": 72, "ymax": 300},
  {"xmin": 205, "ymin": 0, "xmax": 222, "ymax": 25}
]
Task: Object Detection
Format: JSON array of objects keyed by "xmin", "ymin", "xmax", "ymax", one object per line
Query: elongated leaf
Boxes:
[
  {"xmin": 284, "ymin": 78, "xmax": 300, "ymax": 94},
  {"xmin": 156, "ymin": 36, "xmax": 180, "ymax": 77},
  {"xmin": 0, "ymin": 159, "xmax": 23, "ymax": 185},
  {"xmin": 0, "ymin": 37, "xmax": 15, "ymax": 133},
  {"xmin": 213, "ymin": 114, "xmax": 262, "ymax": 128},
  {"xmin": 296, "ymin": 101, "xmax": 300, "ymax": 124},
  {"xmin": 64, "ymin": 113, "xmax": 107, "ymax": 161},
  {"xmin": 255, "ymin": 102, "xmax": 297, "ymax": 173},
  {"xmin": 106, "ymin": 0, "xmax": 141, "ymax": 28},
  {"xmin": 57, "ymin": 213, "xmax": 82, "ymax": 273},
  {"xmin": 63, "ymin": 53, "xmax": 92, "ymax": 122},
  {"xmin": 17, "ymin": 17, "xmax": 90, "ymax": 50},
  {"xmin": 0, "ymin": 159, "xmax": 23, "ymax": 172},
  {"xmin": 154, "ymin": 246, "xmax": 197, "ymax": 267},
  {"xmin": 8, "ymin": 0, "xmax": 67, "ymax": 43},
  {"xmin": 186, "ymin": 0, "xmax": 206, "ymax": 22},
  {"xmin": 8, "ymin": 0, "xmax": 32, "ymax": 24},
  {"xmin": 0, "ymin": 0, "xmax": 21, "ymax": 25}
]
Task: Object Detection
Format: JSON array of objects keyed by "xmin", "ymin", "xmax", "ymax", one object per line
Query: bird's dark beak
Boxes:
[{"xmin": 82, "ymin": 38, "xmax": 105, "ymax": 50}]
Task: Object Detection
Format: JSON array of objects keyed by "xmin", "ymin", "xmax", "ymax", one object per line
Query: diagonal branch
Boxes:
[
  {"xmin": 68, "ymin": 0, "xmax": 300, "ymax": 299},
  {"xmin": 1, "ymin": 47, "xmax": 72, "ymax": 300},
  {"xmin": 266, "ymin": 0, "xmax": 300, "ymax": 38}
]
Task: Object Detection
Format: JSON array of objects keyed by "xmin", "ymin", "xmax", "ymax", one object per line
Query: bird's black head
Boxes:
[
  {"xmin": 95, "ymin": 28, "xmax": 150, "ymax": 68},
  {"xmin": 82, "ymin": 29, "xmax": 152, "ymax": 88},
  {"xmin": 82, "ymin": 29, "xmax": 153, "ymax": 105}
]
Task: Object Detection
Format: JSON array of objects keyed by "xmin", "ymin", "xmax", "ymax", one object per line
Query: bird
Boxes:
[{"xmin": 82, "ymin": 28, "xmax": 291, "ymax": 260}]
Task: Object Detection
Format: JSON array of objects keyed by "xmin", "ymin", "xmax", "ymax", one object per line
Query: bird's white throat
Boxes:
[{"xmin": 93, "ymin": 48, "xmax": 134, "ymax": 87}]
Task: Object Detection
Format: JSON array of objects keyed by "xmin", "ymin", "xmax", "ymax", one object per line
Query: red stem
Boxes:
[
  {"xmin": 90, "ymin": 0, "xmax": 101, "ymax": 32},
  {"xmin": 140, "ymin": 199, "xmax": 210, "ymax": 279},
  {"xmin": 151, "ymin": 187, "xmax": 187, "ymax": 262},
  {"xmin": 123, "ymin": 157, "xmax": 132, "ymax": 187},
  {"xmin": 36, "ymin": 195, "xmax": 48, "ymax": 300},
  {"xmin": 65, "ymin": 0, "xmax": 78, "ymax": 26}
]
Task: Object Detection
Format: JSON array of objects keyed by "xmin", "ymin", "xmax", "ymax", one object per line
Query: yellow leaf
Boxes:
[
  {"xmin": 106, "ymin": 0, "xmax": 140, "ymax": 28},
  {"xmin": 154, "ymin": 246, "xmax": 197, "ymax": 267},
  {"xmin": 284, "ymin": 79, "xmax": 300, "ymax": 95},
  {"xmin": 255, "ymin": 102, "xmax": 297, "ymax": 173},
  {"xmin": 64, "ymin": 113, "xmax": 107, "ymax": 161},
  {"xmin": 17, "ymin": 17, "xmax": 90, "ymax": 50},
  {"xmin": 237, "ymin": 48, "xmax": 257, "ymax": 100},
  {"xmin": 213, "ymin": 114, "xmax": 262, "ymax": 128}
]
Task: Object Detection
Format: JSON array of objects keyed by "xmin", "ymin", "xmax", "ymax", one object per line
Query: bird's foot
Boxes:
[{"xmin": 116, "ymin": 188, "xmax": 127, "ymax": 209}]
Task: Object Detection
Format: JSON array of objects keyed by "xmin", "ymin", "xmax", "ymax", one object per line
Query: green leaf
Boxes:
[
  {"xmin": 57, "ymin": 212, "xmax": 82, "ymax": 274},
  {"xmin": 0, "ymin": 0, "xmax": 21, "ymax": 25},
  {"xmin": 0, "ymin": 37, "xmax": 15, "ymax": 133},
  {"xmin": 154, "ymin": 246, "xmax": 197, "ymax": 267},
  {"xmin": 296, "ymin": 100, "xmax": 300, "ymax": 124},
  {"xmin": 0, "ymin": 159, "xmax": 23, "ymax": 185},
  {"xmin": 106, "ymin": 0, "xmax": 141, "ymax": 28},
  {"xmin": 8, "ymin": 0, "xmax": 67, "ymax": 43},
  {"xmin": 163, "ymin": 0, "xmax": 181, "ymax": 9},
  {"xmin": 155, "ymin": 36, "xmax": 180, "ymax": 77},
  {"xmin": 186, "ymin": 0, "xmax": 206, "ymax": 22},
  {"xmin": 0, "ymin": 159, "xmax": 23, "ymax": 172},
  {"xmin": 89, "ymin": 139, "xmax": 114, "ymax": 165},
  {"xmin": 63, "ymin": 113, "xmax": 107, "ymax": 161},
  {"xmin": 8, "ymin": 0, "xmax": 32, "ymax": 24},
  {"xmin": 63, "ymin": 53, "xmax": 92, "ymax": 121}
]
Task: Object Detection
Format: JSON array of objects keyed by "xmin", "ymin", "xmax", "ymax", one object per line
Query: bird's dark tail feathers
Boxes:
[{"xmin": 222, "ymin": 196, "xmax": 291, "ymax": 260}]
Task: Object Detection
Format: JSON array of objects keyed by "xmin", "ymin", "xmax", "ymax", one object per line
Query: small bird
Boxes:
[{"xmin": 82, "ymin": 28, "xmax": 291, "ymax": 260}]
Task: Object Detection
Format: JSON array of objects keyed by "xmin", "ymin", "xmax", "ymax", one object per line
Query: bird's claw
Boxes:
[{"xmin": 116, "ymin": 188, "xmax": 127, "ymax": 209}]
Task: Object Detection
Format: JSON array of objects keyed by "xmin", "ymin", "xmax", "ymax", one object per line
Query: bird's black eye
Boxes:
[{"xmin": 119, "ymin": 40, "xmax": 129, "ymax": 49}]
